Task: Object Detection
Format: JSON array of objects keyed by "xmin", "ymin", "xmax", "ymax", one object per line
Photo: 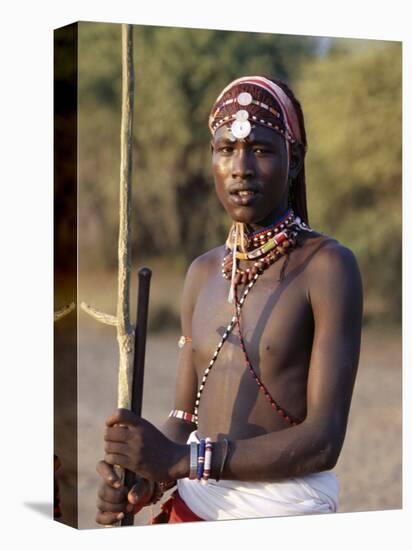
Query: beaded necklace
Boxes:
[
  {"xmin": 233, "ymin": 286, "xmax": 300, "ymax": 426},
  {"xmin": 222, "ymin": 211, "xmax": 303, "ymax": 284},
  {"xmin": 193, "ymin": 273, "xmax": 260, "ymax": 423},
  {"xmin": 194, "ymin": 211, "xmax": 309, "ymax": 426},
  {"xmin": 224, "ymin": 209, "xmax": 294, "ymax": 253}
]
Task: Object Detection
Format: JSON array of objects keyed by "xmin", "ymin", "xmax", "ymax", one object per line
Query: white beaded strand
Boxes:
[{"xmin": 193, "ymin": 273, "xmax": 260, "ymax": 422}]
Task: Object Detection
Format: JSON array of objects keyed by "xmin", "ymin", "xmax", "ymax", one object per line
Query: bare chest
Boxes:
[
  {"xmin": 192, "ymin": 264, "xmax": 313, "ymax": 374},
  {"xmin": 190, "ymin": 258, "xmax": 314, "ymax": 435}
]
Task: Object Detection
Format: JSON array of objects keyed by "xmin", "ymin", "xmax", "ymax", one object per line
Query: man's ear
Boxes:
[
  {"xmin": 210, "ymin": 139, "xmax": 215, "ymax": 154},
  {"xmin": 288, "ymin": 143, "xmax": 305, "ymax": 179}
]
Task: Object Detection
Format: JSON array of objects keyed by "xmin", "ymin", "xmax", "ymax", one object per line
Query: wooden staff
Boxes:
[{"xmin": 121, "ymin": 267, "xmax": 151, "ymax": 526}]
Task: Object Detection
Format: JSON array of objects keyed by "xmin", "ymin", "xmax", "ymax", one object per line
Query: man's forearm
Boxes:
[
  {"xmin": 169, "ymin": 420, "xmax": 342, "ymax": 483},
  {"xmin": 213, "ymin": 421, "xmax": 341, "ymax": 482},
  {"xmin": 161, "ymin": 417, "xmax": 195, "ymax": 446}
]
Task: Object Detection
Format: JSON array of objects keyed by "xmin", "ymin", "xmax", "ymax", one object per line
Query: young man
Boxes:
[{"xmin": 96, "ymin": 76, "xmax": 363, "ymax": 524}]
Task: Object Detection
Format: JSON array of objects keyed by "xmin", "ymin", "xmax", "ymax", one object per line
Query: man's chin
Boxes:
[{"xmin": 227, "ymin": 206, "xmax": 266, "ymax": 226}]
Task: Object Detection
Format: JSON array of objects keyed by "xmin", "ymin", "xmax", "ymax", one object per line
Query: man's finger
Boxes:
[
  {"xmin": 104, "ymin": 426, "xmax": 130, "ymax": 443},
  {"xmin": 104, "ymin": 452, "xmax": 131, "ymax": 471},
  {"xmin": 96, "ymin": 460, "xmax": 122, "ymax": 489},
  {"xmin": 97, "ymin": 484, "xmax": 128, "ymax": 504},
  {"xmin": 128, "ymin": 478, "xmax": 153, "ymax": 505},
  {"xmin": 95, "ymin": 510, "xmax": 124, "ymax": 526},
  {"xmin": 106, "ymin": 408, "xmax": 140, "ymax": 428},
  {"xmin": 96, "ymin": 497, "xmax": 127, "ymax": 513},
  {"xmin": 104, "ymin": 441, "xmax": 129, "ymax": 456}
]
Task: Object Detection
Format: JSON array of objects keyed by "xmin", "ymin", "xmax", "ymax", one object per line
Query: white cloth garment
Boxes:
[{"xmin": 177, "ymin": 430, "xmax": 339, "ymax": 521}]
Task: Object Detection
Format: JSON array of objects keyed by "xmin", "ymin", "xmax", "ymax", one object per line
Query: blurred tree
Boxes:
[
  {"xmin": 75, "ymin": 23, "xmax": 401, "ymax": 323},
  {"xmin": 77, "ymin": 23, "xmax": 318, "ymax": 268},
  {"xmin": 77, "ymin": 23, "xmax": 122, "ymax": 267},
  {"xmin": 298, "ymin": 41, "xmax": 402, "ymax": 321}
]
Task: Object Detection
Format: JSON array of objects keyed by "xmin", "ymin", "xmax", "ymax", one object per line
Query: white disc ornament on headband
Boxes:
[
  {"xmin": 231, "ymin": 119, "xmax": 252, "ymax": 139},
  {"xmin": 235, "ymin": 109, "xmax": 249, "ymax": 122},
  {"xmin": 237, "ymin": 92, "xmax": 252, "ymax": 106}
]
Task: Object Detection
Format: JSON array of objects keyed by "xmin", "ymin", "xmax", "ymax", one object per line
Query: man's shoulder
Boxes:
[
  {"xmin": 304, "ymin": 232, "xmax": 357, "ymax": 264},
  {"xmin": 187, "ymin": 245, "xmax": 225, "ymax": 276},
  {"xmin": 301, "ymin": 231, "xmax": 361, "ymax": 284},
  {"xmin": 182, "ymin": 245, "xmax": 225, "ymax": 298}
]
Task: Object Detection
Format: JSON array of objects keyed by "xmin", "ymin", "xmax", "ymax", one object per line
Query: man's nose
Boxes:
[{"xmin": 232, "ymin": 149, "xmax": 254, "ymax": 179}]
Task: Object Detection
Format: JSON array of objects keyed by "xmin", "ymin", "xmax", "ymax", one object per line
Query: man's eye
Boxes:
[
  {"xmin": 254, "ymin": 147, "xmax": 270, "ymax": 155},
  {"xmin": 219, "ymin": 146, "xmax": 234, "ymax": 154}
]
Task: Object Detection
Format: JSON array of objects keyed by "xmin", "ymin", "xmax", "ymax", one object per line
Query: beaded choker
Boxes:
[
  {"xmin": 225, "ymin": 210, "xmax": 294, "ymax": 252},
  {"xmin": 247, "ymin": 210, "xmax": 295, "ymax": 249}
]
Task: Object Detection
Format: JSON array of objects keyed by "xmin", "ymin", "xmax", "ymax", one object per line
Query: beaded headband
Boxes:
[{"xmin": 209, "ymin": 76, "xmax": 302, "ymax": 146}]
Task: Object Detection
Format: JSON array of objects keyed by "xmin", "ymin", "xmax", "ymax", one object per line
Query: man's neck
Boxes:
[{"xmin": 247, "ymin": 206, "xmax": 291, "ymax": 234}]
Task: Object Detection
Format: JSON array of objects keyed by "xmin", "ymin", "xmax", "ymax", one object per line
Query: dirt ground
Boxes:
[{"xmin": 56, "ymin": 320, "xmax": 402, "ymax": 529}]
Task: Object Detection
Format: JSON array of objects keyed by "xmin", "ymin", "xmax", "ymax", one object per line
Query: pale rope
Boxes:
[
  {"xmin": 80, "ymin": 302, "xmax": 118, "ymax": 326},
  {"xmin": 54, "ymin": 302, "xmax": 76, "ymax": 322}
]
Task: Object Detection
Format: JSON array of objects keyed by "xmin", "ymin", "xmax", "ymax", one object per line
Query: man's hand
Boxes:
[
  {"xmin": 104, "ymin": 409, "xmax": 189, "ymax": 482},
  {"xmin": 95, "ymin": 460, "xmax": 155, "ymax": 525}
]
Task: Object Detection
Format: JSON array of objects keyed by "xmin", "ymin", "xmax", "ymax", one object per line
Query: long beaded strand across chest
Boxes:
[{"xmin": 193, "ymin": 210, "xmax": 311, "ymax": 426}]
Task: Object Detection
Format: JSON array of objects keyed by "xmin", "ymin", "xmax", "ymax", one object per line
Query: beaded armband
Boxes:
[
  {"xmin": 169, "ymin": 409, "xmax": 198, "ymax": 424},
  {"xmin": 178, "ymin": 335, "xmax": 192, "ymax": 349}
]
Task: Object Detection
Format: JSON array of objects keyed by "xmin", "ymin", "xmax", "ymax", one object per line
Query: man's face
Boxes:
[{"xmin": 211, "ymin": 124, "xmax": 289, "ymax": 227}]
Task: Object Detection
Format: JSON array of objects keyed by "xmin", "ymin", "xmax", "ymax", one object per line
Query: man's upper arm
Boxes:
[
  {"xmin": 172, "ymin": 255, "xmax": 208, "ymax": 413},
  {"xmin": 305, "ymin": 242, "xmax": 363, "ymax": 460}
]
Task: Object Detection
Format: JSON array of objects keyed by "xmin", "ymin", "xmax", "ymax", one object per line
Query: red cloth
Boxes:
[{"xmin": 151, "ymin": 490, "xmax": 204, "ymax": 523}]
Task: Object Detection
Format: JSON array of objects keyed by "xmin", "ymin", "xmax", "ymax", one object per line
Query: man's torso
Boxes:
[{"xmin": 191, "ymin": 231, "xmax": 336, "ymax": 440}]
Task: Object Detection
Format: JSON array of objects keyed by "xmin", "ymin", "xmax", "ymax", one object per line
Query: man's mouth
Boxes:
[
  {"xmin": 230, "ymin": 186, "xmax": 259, "ymax": 197},
  {"xmin": 229, "ymin": 187, "xmax": 260, "ymax": 205},
  {"xmin": 234, "ymin": 190, "xmax": 257, "ymax": 198}
]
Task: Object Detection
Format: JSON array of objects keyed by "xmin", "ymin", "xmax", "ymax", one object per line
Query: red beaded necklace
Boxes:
[{"xmin": 233, "ymin": 285, "xmax": 300, "ymax": 426}]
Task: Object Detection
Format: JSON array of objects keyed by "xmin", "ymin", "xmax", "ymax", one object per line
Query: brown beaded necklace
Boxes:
[{"xmin": 222, "ymin": 209, "xmax": 300, "ymax": 284}]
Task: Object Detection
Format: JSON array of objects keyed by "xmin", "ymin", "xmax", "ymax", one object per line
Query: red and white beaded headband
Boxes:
[{"xmin": 209, "ymin": 76, "xmax": 302, "ymax": 146}]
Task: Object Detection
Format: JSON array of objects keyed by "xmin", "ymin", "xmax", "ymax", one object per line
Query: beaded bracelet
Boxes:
[
  {"xmin": 196, "ymin": 439, "xmax": 206, "ymax": 481},
  {"xmin": 201, "ymin": 438, "xmax": 213, "ymax": 485},
  {"xmin": 189, "ymin": 442, "xmax": 198, "ymax": 480}
]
